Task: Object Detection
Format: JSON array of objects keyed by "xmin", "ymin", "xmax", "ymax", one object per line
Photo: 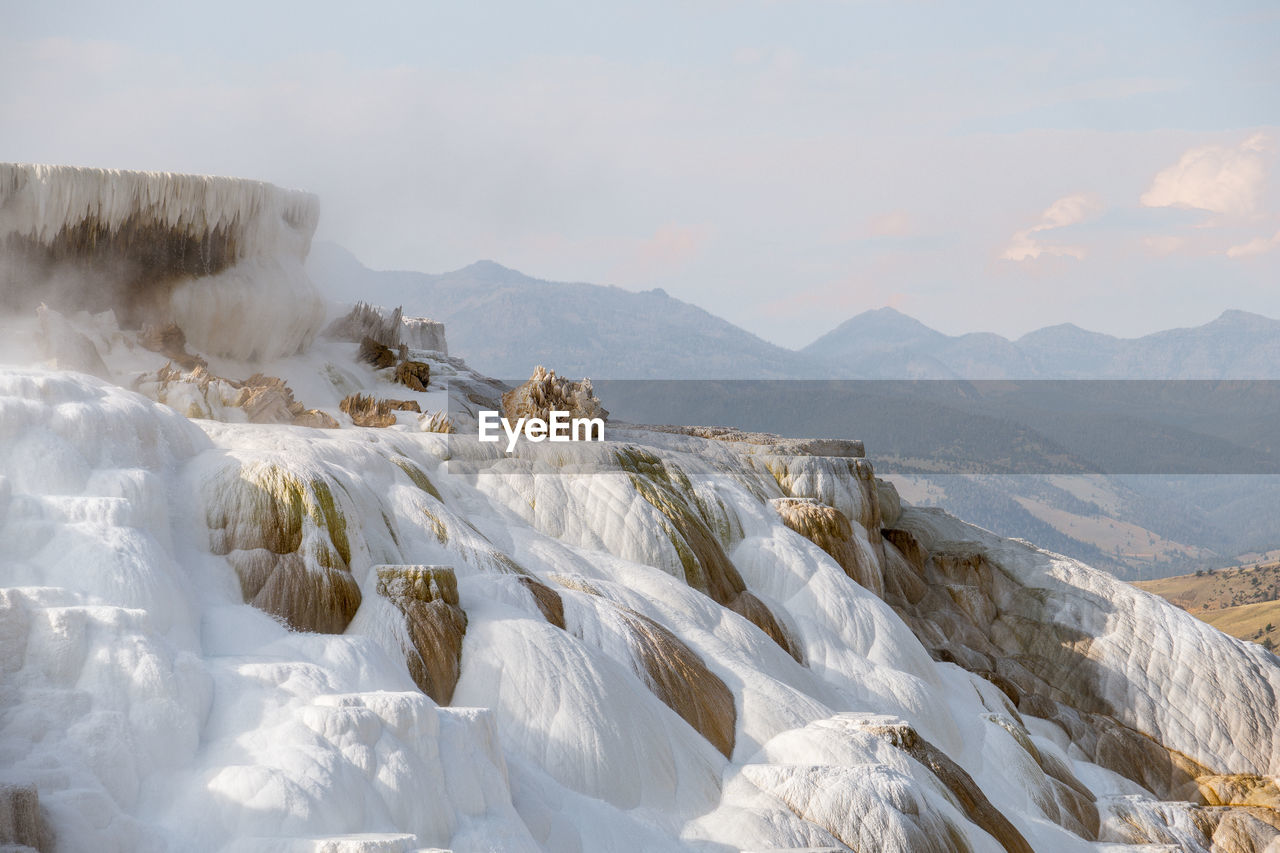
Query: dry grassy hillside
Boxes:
[{"xmin": 1135, "ymin": 556, "xmax": 1280, "ymax": 647}]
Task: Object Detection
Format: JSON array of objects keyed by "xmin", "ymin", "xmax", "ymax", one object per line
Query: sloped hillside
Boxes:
[
  {"xmin": 5, "ymin": 166, "xmax": 1280, "ymax": 853},
  {"xmin": 1136, "ymin": 558, "xmax": 1280, "ymax": 646}
]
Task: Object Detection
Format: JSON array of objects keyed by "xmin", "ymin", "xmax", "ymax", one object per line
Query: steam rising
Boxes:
[{"xmin": 0, "ymin": 163, "xmax": 324, "ymax": 361}]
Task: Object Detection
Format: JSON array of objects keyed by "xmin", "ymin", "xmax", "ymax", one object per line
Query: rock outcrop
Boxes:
[
  {"xmin": 402, "ymin": 316, "xmax": 447, "ymax": 353},
  {"xmin": 323, "ymin": 302, "xmax": 447, "ymax": 355},
  {"xmin": 0, "ymin": 784, "xmax": 51, "ymax": 852},
  {"xmin": 501, "ymin": 366, "xmax": 607, "ymax": 427},
  {"xmin": 616, "ymin": 446, "xmax": 804, "ymax": 664},
  {"xmin": 359, "ymin": 335, "xmax": 398, "ymax": 369},
  {"xmin": 376, "ymin": 566, "xmax": 468, "ymax": 705},
  {"xmin": 340, "ymin": 392, "xmax": 421, "ymax": 427},
  {"xmin": 206, "ymin": 462, "xmax": 360, "ymax": 633},
  {"xmin": 860, "ymin": 719, "xmax": 1034, "ymax": 853},
  {"xmin": 773, "ymin": 496, "xmax": 884, "ymax": 596},
  {"xmin": 394, "ymin": 359, "xmax": 430, "ymax": 392},
  {"xmin": 138, "ymin": 321, "xmax": 205, "ymax": 370},
  {"xmin": 325, "ymin": 301, "xmax": 403, "ymax": 348},
  {"xmin": 135, "ymin": 364, "xmax": 337, "ymax": 427}
]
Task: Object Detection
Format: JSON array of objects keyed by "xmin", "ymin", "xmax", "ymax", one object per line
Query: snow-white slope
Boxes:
[
  {"xmin": 3, "ymin": 167, "xmax": 1279, "ymax": 853},
  {"xmin": 3, "ymin": 356, "xmax": 1279, "ymax": 852}
]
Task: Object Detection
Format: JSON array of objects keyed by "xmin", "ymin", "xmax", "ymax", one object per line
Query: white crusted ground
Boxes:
[
  {"xmin": 2, "ymin": 355, "xmax": 1277, "ymax": 852},
  {"xmin": 2, "ymin": 165, "xmax": 1277, "ymax": 852}
]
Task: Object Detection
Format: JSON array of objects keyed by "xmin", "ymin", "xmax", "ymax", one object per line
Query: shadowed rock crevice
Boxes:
[
  {"xmin": 614, "ymin": 606, "xmax": 737, "ymax": 759},
  {"xmin": 517, "ymin": 576, "xmax": 566, "ymax": 629},
  {"xmin": 550, "ymin": 576, "xmax": 738, "ymax": 759},
  {"xmin": 616, "ymin": 446, "xmax": 804, "ymax": 663},
  {"xmin": 878, "ymin": 520, "xmax": 1243, "ymax": 815},
  {"xmin": 861, "ymin": 720, "xmax": 1034, "ymax": 853},
  {"xmin": 376, "ymin": 566, "xmax": 468, "ymax": 705},
  {"xmin": 773, "ymin": 496, "xmax": 884, "ymax": 595}
]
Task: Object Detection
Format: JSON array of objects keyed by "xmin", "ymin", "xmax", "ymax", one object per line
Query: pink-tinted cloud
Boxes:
[
  {"xmin": 1227, "ymin": 229, "xmax": 1280, "ymax": 258},
  {"xmin": 1141, "ymin": 133, "xmax": 1273, "ymax": 217},
  {"xmin": 1000, "ymin": 193, "xmax": 1103, "ymax": 261}
]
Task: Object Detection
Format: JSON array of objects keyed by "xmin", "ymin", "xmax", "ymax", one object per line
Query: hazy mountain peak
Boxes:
[
  {"xmin": 309, "ymin": 246, "xmax": 830, "ymax": 378},
  {"xmin": 803, "ymin": 306, "xmax": 946, "ymax": 355},
  {"xmin": 449, "ymin": 258, "xmax": 531, "ymax": 282},
  {"xmin": 465, "ymin": 258, "xmax": 514, "ymax": 272},
  {"xmin": 1211, "ymin": 308, "xmax": 1275, "ymax": 327},
  {"xmin": 862, "ymin": 305, "xmax": 911, "ymax": 318},
  {"xmin": 1016, "ymin": 322, "xmax": 1118, "ymax": 345},
  {"xmin": 310, "ymin": 244, "xmax": 1280, "ymax": 380},
  {"xmin": 854, "ymin": 305, "xmax": 933, "ymax": 326}
]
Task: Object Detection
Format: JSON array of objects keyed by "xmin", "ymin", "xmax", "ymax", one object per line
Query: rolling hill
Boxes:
[{"xmin": 1136, "ymin": 555, "xmax": 1280, "ymax": 646}]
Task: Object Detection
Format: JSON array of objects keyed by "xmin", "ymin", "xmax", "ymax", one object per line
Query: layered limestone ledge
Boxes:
[
  {"xmin": 402, "ymin": 317, "xmax": 448, "ymax": 354},
  {"xmin": 0, "ymin": 163, "xmax": 325, "ymax": 360},
  {"xmin": 625, "ymin": 424, "xmax": 865, "ymax": 457}
]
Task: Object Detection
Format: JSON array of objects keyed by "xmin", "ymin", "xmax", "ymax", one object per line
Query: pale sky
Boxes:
[{"xmin": 3, "ymin": 1, "xmax": 1278, "ymax": 347}]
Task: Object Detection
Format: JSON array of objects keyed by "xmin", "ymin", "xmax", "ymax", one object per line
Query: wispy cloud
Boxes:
[
  {"xmin": 1227, "ymin": 229, "xmax": 1280, "ymax": 258},
  {"xmin": 1001, "ymin": 193, "xmax": 1104, "ymax": 261}
]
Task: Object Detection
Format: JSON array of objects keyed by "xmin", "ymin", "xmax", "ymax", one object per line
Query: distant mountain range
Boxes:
[
  {"xmin": 308, "ymin": 244, "xmax": 828, "ymax": 379},
  {"xmin": 309, "ymin": 243, "xmax": 1280, "ymax": 380},
  {"xmin": 308, "ymin": 244, "xmax": 1280, "ymax": 578},
  {"xmin": 805, "ymin": 306, "xmax": 1280, "ymax": 379}
]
